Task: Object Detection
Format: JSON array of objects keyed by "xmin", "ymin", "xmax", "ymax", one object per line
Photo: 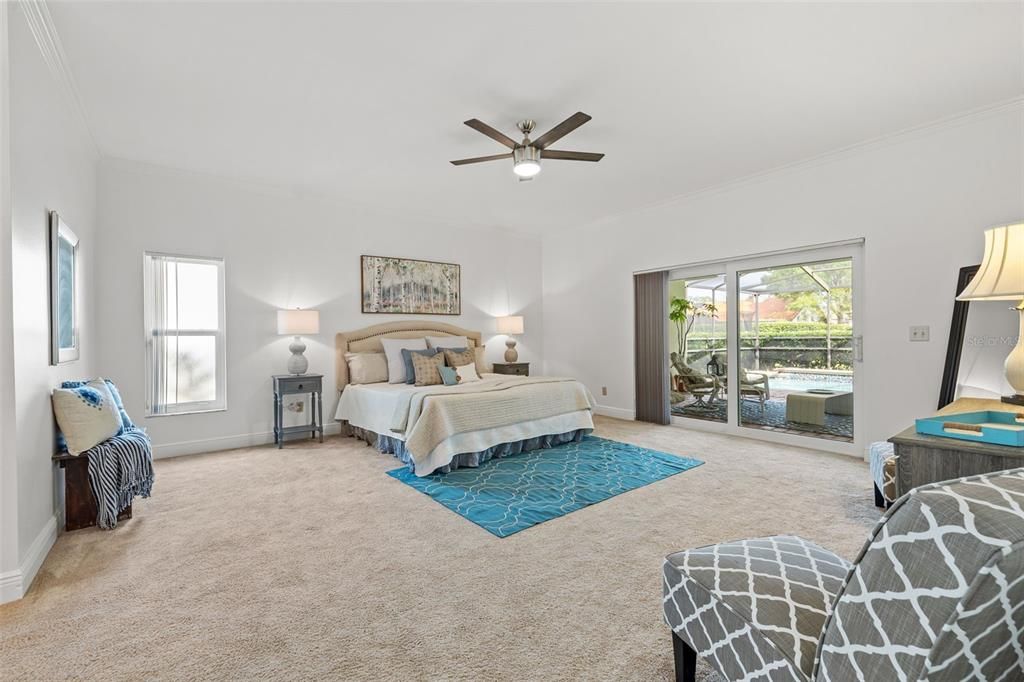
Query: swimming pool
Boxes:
[{"xmin": 769, "ymin": 371, "xmax": 853, "ymax": 393}]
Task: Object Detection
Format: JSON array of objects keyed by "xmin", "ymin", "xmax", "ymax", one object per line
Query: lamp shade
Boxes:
[
  {"xmin": 496, "ymin": 315, "xmax": 524, "ymax": 335},
  {"xmin": 277, "ymin": 309, "xmax": 320, "ymax": 335},
  {"xmin": 957, "ymin": 223, "xmax": 1024, "ymax": 301}
]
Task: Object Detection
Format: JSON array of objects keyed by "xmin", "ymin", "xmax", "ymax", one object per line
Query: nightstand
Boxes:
[
  {"xmin": 492, "ymin": 362, "xmax": 529, "ymax": 376},
  {"xmin": 272, "ymin": 374, "xmax": 323, "ymax": 448}
]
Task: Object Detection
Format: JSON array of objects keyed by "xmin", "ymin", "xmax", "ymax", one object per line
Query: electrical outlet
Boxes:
[
  {"xmin": 909, "ymin": 325, "xmax": 930, "ymax": 342},
  {"xmin": 601, "ymin": 386, "xmax": 608, "ymax": 396}
]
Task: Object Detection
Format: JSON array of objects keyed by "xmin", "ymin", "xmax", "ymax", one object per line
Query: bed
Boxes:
[{"xmin": 333, "ymin": 321, "xmax": 595, "ymax": 476}]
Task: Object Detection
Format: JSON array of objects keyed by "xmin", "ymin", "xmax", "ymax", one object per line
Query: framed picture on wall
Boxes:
[
  {"xmin": 360, "ymin": 255, "xmax": 461, "ymax": 315},
  {"xmin": 49, "ymin": 211, "xmax": 80, "ymax": 364}
]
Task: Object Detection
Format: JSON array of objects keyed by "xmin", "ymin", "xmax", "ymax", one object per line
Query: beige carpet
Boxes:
[{"xmin": 0, "ymin": 417, "xmax": 878, "ymax": 680}]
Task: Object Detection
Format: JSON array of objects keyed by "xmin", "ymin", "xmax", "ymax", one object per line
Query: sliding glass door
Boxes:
[
  {"xmin": 669, "ymin": 242, "xmax": 862, "ymax": 452},
  {"xmin": 667, "ymin": 273, "xmax": 727, "ymax": 423},
  {"xmin": 736, "ymin": 258, "xmax": 854, "ymax": 443}
]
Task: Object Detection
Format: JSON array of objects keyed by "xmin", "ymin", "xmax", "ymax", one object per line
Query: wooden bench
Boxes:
[{"xmin": 53, "ymin": 453, "xmax": 132, "ymax": 531}]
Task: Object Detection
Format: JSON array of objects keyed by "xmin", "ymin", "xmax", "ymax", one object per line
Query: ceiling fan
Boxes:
[{"xmin": 450, "ymin": 111, "xmax": 604, "ymax": 181}]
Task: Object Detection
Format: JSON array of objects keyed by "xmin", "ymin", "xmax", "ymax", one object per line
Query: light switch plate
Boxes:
[{"xmin": 910, "ymin": 325, "xmax": 930, "ymax": 342}]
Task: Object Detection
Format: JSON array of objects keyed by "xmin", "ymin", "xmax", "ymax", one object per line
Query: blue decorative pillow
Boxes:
[
  {"xmin": 438, "ymin": 366, "xmax": 459, "ymax": 386},
  {"xmin": 51, "ymin": 380, "xmax": 123, "ymax": 456},
  {"xmin": 58, "ymin": 379, "xmax": 134, "ymax": 452},
  {"xmin": 400, "ymin": 348, "xmax": 439, "ymax": 385}
]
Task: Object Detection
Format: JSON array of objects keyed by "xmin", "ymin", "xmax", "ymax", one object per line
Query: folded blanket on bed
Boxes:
[
  {"xmin": 85, "ymin": 428, "xmax": 155, "ymax": 529},
  {"xmin": 390, "ymin": 376, "xmax": 595, "ymax": 462}
]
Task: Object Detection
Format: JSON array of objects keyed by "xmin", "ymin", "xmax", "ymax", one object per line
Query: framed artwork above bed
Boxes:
[{"xmin": 361, "ymin": 255, "xmax": 461, "ymax": 315}]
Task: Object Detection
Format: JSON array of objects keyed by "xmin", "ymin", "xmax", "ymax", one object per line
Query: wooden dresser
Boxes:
[{"xmin": 888, "ymin": 398, "xmax": 1024, "ymax": 497}]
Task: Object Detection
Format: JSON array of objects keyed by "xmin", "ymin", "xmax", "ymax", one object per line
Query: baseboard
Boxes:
[
  {"xmin": 153, "ymin": 422, "xmax": 343, "ymax": 459},
  {"xmin": 0, "ymin": 571, "xmax": 20, "ymax": 604},
  {"xmin": 0, "ymin": 514, "xmax": 58, "ymax": 604},
  {"xmin": 594, "ymin": 404, "xmax": 636, "ymax": 421}
]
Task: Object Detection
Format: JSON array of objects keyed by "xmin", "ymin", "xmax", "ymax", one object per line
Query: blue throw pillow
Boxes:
[
  {"xmin": 400, "ymin": 348, "xmax": 439, "ymax": 385},
  {"xmin": 438, "ymin": 366, "xmax": 459, "ymax": 386},
  {"xmin": 60, "ymin": 378, "xmax": 134, "ymax": 432}
]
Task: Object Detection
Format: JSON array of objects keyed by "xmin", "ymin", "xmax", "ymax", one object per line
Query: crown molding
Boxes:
[
  {"xmin": 574, "ymin": 96, "xmax": 1024, "ymax": 234},
  {"xmin": 17, "ymin": 0, "xmax": 99, "ymax": 156}
]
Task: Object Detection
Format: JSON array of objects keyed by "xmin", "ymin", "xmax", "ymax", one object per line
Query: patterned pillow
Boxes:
[
  {"xmin": 443, "ymin": 347, "xmax": 475, "ymax": 369},
  {"xmin": 51, "ymin": 379, "xmax": 122, "ymax": 456},
  {"xmin": 411, "ymin": 352, "xmax": 446, "ymax": 386},
  {"xmin": 61, "ymin": 378, "xmax": 134, "ymax": 432},
  {"xmin": 401, "ymin": 348, "xmax": 440, "ymax": 385}
]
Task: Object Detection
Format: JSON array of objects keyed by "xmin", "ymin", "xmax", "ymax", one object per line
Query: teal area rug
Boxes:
[{"xmin": 386, "ymin": 436, "xmax": 703, "ymax": 537}]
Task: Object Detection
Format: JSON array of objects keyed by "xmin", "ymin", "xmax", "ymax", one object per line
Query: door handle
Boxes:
[{"xmin": 853, "ymin": 335, "xmax": 863, "ymax": 363}]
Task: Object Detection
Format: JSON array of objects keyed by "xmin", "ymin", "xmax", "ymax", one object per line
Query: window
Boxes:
[{"xmin": 143, "ymin": 253, "xmax": 226, "ymax": 415}]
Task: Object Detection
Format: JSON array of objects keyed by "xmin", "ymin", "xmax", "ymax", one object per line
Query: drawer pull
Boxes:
[{"xmin": 297, "ymin": 384, "xmax": 304, "ymax": 390}]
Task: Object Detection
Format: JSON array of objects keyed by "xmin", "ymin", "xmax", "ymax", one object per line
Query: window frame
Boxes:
[{"xmin": 143, "ymin": 251, "xmax": 227, "ymax": 417}]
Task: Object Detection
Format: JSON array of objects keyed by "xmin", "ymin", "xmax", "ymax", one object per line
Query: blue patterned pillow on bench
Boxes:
[{"xmin": 57, "ymin": 378, "xmax": 135, "ymax": 451}]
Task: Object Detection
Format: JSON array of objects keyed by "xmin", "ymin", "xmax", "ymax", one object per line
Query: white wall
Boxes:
[
  {"xmin": 542, "ymin": 104, "xmax": 1024, "ymax": 448},
  {"xmin": 0, "ymin": 1, "xmax": 20, "ymax": 589},
  {"xmin": 95, "ymin": 159, "xmax": 543, "ymax": 457},
  {"xmin": 4, "ymin": 4, "xmax": 99, "ymax": 600}
]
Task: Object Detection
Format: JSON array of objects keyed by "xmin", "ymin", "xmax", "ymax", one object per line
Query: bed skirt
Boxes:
[{"xmin": 346, "ymin": 423, "xmax": 590, "ymax": 474}]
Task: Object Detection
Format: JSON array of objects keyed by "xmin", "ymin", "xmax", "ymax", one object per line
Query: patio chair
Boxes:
[
  {"xmin": 670, "ymin": 353, "xmax": 720, "ymax": 407},
  {"xmin": 737, "ymin": 368, "xmax": 770, "ymax": 407},
  {"xmin": 716, "ymin": 357, "xmax": 770, "ymax": 408},
  {"xmin": 663, "ymin": 467, "xmax": 1024, "ymax": 682}
]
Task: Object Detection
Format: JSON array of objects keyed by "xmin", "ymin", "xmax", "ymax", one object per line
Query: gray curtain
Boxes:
[{"xmin": 634, "ymin": 271, "xmax": 670, "ymax": 425}]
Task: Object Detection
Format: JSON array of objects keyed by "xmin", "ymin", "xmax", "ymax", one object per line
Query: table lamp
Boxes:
[
  {"xmin": 496, "ymin": 315, "xmax": 524, "ymax": 362},
  {"xmin": 277, "ymin": 308, "xmax": 320, "ymax": 375},
  {"xmin": 957, "ymin": 222, "xmax": 1024, "ymax": 405}
]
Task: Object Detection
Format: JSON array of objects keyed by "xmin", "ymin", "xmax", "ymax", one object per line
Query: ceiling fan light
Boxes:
[
  {"xmin": 513, "ymin": 160, "xmax": 541, "ymax": 177},
  {"xmin": 512, "ymin": 145, "xmax": 541, "ymax": 178}
]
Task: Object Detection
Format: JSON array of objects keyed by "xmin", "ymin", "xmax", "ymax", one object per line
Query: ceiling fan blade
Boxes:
[
  {"xmin": 450, "ymin": 153, "xmax": 512, "ymax": 166},
  {"xmin": 463, "ymin": 119, "xmax": 517, "ymax": 149},
  {"xmin": 541, "ymin": 150, "xmax": 604, "ymax": 162},
  {"xmin": 531, "ymin": 112, "xmax": 592, "ymax": 150}
]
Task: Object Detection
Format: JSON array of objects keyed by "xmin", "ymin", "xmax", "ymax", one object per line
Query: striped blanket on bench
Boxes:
[{"xmin": 84, "ymin": 428, "xmax": 155, "ymax": 529}]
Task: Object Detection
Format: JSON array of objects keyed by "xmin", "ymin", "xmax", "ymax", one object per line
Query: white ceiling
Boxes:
[{"xmin": 48, "ymin": 1, "xmax": 1023, "ymax": 234}]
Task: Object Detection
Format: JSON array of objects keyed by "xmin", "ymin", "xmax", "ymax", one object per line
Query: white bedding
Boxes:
[
  {"xmin": 334, "ymin": 374, "xmax": 595, "ymax": 475},
  {"xmin": 334, "ymin": 380, "xmax": 415, "ymax": 439}
]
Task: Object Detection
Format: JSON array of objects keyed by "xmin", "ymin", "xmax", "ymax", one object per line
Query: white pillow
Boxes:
[
  {"xmin": 344, "ymin": 352, "xmax": 388, "ymax": 385},
  {"xmin": 426, "ymin": 335, "xmax": 469, "ymax": 350},
  {"xmin": 381, "ymin": 337, "xmax": 427, "ymax": 384},
  {"xmin": 455, "ymin": 363, "xmax": 481, "ymax": 383},
  {"xmin": 52, "ymin": 378, "xmax": 122, "ymax": 455}
]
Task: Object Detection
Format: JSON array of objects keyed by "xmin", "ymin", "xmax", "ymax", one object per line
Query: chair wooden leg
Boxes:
[{"xmin": 672, "ymin": 632, "xmax": 697, "ymax": 682}]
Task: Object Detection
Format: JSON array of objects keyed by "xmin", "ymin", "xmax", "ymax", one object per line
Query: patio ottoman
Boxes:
[{"xmin": 785, "ymin": 390, "xmax": 852, "ymax": 425}]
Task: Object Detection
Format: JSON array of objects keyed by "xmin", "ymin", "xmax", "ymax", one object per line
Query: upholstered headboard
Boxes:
[{"xmin": 335, "ymin": 321, "xmax": 482, "ymax": 391}]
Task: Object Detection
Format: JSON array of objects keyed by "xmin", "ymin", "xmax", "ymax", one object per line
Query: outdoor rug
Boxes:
[
  {"xmin": 672, "ymin": 398, "xmax": 854, "ymax": 439},
  {"xmin": 386, "ymin": 436, "xmax": 703, "ymax": 537}
]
